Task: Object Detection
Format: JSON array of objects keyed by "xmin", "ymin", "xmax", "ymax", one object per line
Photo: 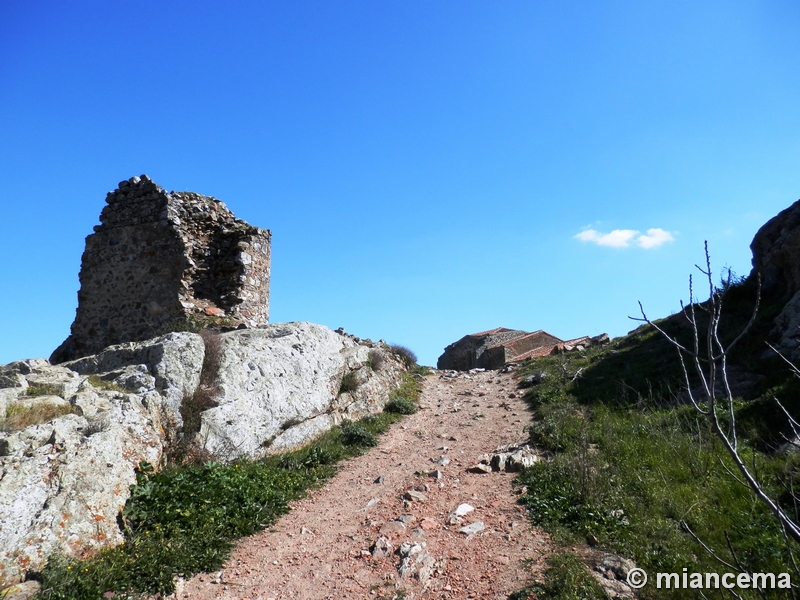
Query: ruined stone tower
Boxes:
[{"xmin": 51, "ymin": 175, "xmax": 271, "ymax": 363}]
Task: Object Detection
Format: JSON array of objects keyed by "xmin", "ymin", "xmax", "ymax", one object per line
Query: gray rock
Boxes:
[
  {"xmin": 399, "ymin": 541, "xmax": 425, "ymax": 558},
  {"xmin": 450, "ymin": 503, "xmax": 475, "ymax": 517},
  {"xmin": 370, "ymin": 536, "xmax": 393, "ymax": 559},
  {"xmin": 468, "ymin": 463, "xmax": 492, "ymax": 474},
  {"xmin": 447, "ymin": 503, "xmax": 474, "ymax": 525},
  {"xmin": 398, "ymin": 541, "xmax": 435, "ymax": 585},
  {"xmin": 404, "ymin": 489, "xmax": 427, "ymax": 502},
  {"xmin": 590, "ymin": 553, "xmax": 638, "ymax": 599},
  {"xmin": 380, "ymin": 520, "xmax": 407, "ymax": 537},
  {"xmin": 199, "ymin": 323, "xmax": 405, "ymax": 459},
  {"xmin": 480, "ymin": 443, "xmax": 539, "ymax": 473},
  {"xmin": 397, "ymin": 514, "xmax": 416, "ymax": 525},
  {"xmin": 0, "ymin": 580, "xmax": 41, "ymax": 600},
  {"xmin": 491, "ymin": 453, "xmax": 507, "ymax": 471},
  {"xmin": 458, "ymin": 521, "xmax": 485, "ymax": 535},
  {"xmin": 1, "ymin": 322, "xmax": 407, "ymax": 586},
  {"xmin": 507, "ymin": 449, "xmax": 538, "ymax": 471},
  {"xmin": 63, "ymin": 332, "xmax": 205, "ymax": 430},
  {"xmin": 0, "ymin": 370, "xmax": 164, "ymax": 587},
  {"xmin": 521, "ymin": 372, "xmax": 547, "ymax": 387},
  {"xmin": 749, "ymin": 200, "xmax": 800, "ymax": 360}
]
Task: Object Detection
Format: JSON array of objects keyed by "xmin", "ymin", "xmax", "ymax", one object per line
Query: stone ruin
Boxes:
[
  {"xmin": 51, "ymin": 175, "xmax": 271, "ymax": 363},
  {"xmin": 437, "ymin": 327, "xmax": 609, "ymax": 371}
]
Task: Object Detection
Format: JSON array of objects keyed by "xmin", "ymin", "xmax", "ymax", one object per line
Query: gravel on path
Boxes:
[{"xmin": 176, "ymin": 369, "xmax": 552, "ymax": 600}]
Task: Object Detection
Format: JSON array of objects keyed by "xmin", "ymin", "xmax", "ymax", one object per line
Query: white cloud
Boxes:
[
  {"xmin": 574, "ymin": 229, "xmax": 640, "ymax": 248},
  {"xmin": 575, "ymin": 227, "xmax": 675, "ymax": 249},
  {"xmin": 636, "ymin": 228, "xmax": 675, "ymax": 249}
]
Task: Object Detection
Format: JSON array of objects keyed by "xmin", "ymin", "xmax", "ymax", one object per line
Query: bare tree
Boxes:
[{"xmin": 631, "ymin": 242, "xmax": 800, "ymax": 553}]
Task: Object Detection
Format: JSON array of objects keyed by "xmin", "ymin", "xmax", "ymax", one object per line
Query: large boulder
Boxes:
[
  {"xmin": 198, "ymin": 323, "xmax": 405, "ymax": 458},
  {"xmin": 62, "ymin": 331, "xmax": 206, "ymax": 435},
  {"xmin": 751, "ymin": 199, "xmax": 800, "ymax": 299},
  {"xmin": 750, "ymin": 199, "xmax": 800, "ymax": 358},
  {"xmin": 0, "ymin": 324, "xmax": 406, "ymax": 587}
]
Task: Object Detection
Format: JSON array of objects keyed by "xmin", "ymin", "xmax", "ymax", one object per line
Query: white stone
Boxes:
[
  {"xmin": 452, "ymin": 503, "xmax": 475, "ymax": 517},
  {"xmin": 459, "ymin": 521, "xmax": 485, "ymax": 535},
  {"xmin": 199, "ymin": 323, "xmax": 404, "ymax": 459}
]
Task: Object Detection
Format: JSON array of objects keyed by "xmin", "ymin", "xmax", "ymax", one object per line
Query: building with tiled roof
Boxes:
[{"xmin": 437, "ymin": 328, "xmax": 608, "ymax": 371}]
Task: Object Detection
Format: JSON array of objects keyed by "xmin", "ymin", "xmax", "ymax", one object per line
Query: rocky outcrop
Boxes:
[
  {"xmin": 0, "ymin": 324, "xmax": 406, "ymax": 587},
  {"xmin": 750, "ymin": 199, "xmax": 800, "ymax": 359},
  {"xmin": 751, "ymin": 199, "xmax": 800, "ymax": 298},
  {"xmin": 62, "ymin": 332, "xmax": 206, "ymax": 436},
  {"xmin": 51, "ymin": 175, "xmax": 271, "ymax": 364},
  {"xmin": 195, "ymin": 323, "xmax": 406, "ymax": 459}
]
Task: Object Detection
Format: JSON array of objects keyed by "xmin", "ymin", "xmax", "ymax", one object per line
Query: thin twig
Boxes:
[{"xmin": 681, "ymin": 521, "xmax": 737, "ymax": 571}]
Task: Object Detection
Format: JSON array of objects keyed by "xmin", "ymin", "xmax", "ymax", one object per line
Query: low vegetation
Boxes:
[
  {"xmin": 24, "ymin": 382, "xmax": 62, "ymax": 397},
  {"xmin": 1, "ymin": 402, "xmax": 80, "ymax": 432},
  {"xmin": 339, "ymin": 370, "xmax": 360, "ymax": 394},
  {"xmin": 34, "ymin": 372, "xmax": 422, "ymax": 600},
  {"xmin": 86, "ymin": 375, "xmax": 127, "ymax": 394},
  {"xmin": 367, "ymin": 348, "xmax": 385, "ymax": 371},
  {"xmin": 513, "ymin": 276, "xmax": 799, "ymax": 599},
  {"xmin": 391, "ymin": 343, "xmax": 418, "ymax": 368},
  {"xmin": 384, "ymin": 396, "xmax": 418, "ymax": 415},
  {"xmin": 171, "ymin": 330, "xmax": 223, "ymax": 464},
  {"xmin": 510, "ymin": 553, "xmax": 606, "ymax": 600}
]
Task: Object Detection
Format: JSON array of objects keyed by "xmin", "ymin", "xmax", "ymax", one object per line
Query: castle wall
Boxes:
[{"xmin": 51, "ymin": 175, "xmax": 271, "ymax": 363}]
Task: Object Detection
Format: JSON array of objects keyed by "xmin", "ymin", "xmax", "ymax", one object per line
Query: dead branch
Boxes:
[{"xmin": 632, "ymin": 242, "xmax": 800, "ymax": 546}]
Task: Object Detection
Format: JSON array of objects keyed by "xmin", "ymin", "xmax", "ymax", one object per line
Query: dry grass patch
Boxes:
[
  {"xmin": 24, "ymin": 382, "xmax": 62, "ymax": 397},
  {"xmin": 2, "ymin": 402, "xmax": 80, "ymax": 431}
]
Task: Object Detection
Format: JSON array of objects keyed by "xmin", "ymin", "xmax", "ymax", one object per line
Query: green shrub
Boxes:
[
  {"xmin": 384, "ymin": 397, "xmax": 417, "ymax": 415},
  {"xmin": 390, "ymin": 344, "xmax": 417, "ymax": 368},
  {"xmin": 339, "ymin": 370, "xmax": 360, "ymax": 394},
  {"xmin": 340, "ymin": 420, "xmax": 377, "ymax": 447}
]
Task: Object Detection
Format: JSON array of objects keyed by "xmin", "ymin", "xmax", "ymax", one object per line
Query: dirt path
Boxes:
[{"xmin": 176, "ymin": 369, "xmax": 552, "ymax": 600}]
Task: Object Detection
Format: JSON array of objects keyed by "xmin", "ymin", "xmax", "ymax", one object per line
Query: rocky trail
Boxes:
[{"xmin": 176, "ymin": 369, "xmax": 552, "ymax": 600}]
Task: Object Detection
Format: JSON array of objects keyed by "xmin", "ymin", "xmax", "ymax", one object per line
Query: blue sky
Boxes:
[{"xmin": 1, "ymin": 1, "xmax": 799, "ymax": 366}]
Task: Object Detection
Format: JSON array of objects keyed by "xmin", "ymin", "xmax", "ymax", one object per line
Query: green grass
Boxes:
[
  {"xmin": 509, "ymin": 552, "xmax": 606, "ymax": 600},
  {"xmin": 86, "ymin": 375, "xmax": 128, "ymax": 394},
  {"xmin": 24, "ymin": 383, "xmax": 63, "ymax": 397},
  {"xmin": 513, "ymin": 316, "xmax": 800, "ymax": 600},
  {"xmin": 34, "ymin": 373, "xmax": 421, "ymax": 600}
]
